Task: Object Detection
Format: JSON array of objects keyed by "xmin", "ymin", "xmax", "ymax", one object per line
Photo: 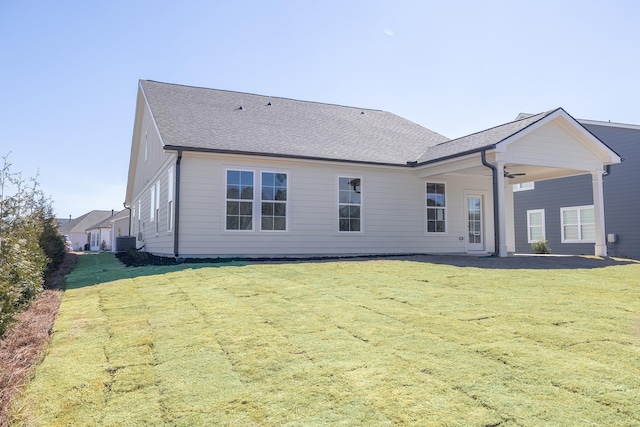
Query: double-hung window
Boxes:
[
  {"xmin": 527, "ymin": 209, "xmax": 545, "ymax": 243},
  {"xmin": 561, "ymin": 205, "xmax": 595, "ymax": 242},
  {"xmin": 338, "ymin": 177, "xmax": 361, "ymax": 232},
  {"xmin": 426, "ymin": 182, "xmax": 446, "ymax": 233},
  {"xmin": 226, "ymin": 170, "xmax": 254, "ymax": 230},
  {"xmin": 261, "ymin": 172, "xmax": 287, "ymax": 231}
]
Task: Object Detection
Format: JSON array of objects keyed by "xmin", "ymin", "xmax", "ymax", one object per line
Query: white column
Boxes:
[
  {"xmin": 496, "ymin": 161, "xmax": 508, "ymax": 257},
  {"xmin": 591, "ymin": 170, "xmax": 607, "ymax": 257}
]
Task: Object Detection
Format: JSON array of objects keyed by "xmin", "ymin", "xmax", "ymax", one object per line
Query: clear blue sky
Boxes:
[{"xmin": 1, "ymin": 1, "xmax": 638, "ymax": 219}]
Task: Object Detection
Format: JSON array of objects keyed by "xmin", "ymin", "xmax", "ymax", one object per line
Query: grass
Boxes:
[{"xmin": 12, "ymin": 253, "xmax": 640, "ymax": 426}]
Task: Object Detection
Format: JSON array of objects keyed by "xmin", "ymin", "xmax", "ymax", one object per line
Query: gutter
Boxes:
[
  {"xmin": 481, "ymin": 150, "xmax": 500, "ymax": 257},
  {"xmin": 174, "ymin": 150, "xmax": 182, "ymax": 258}
]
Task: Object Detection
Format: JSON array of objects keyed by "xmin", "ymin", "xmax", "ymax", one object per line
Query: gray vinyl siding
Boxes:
[{"xmin": 514, "ymin": 123, "xmax": 640, "ymax": 260}]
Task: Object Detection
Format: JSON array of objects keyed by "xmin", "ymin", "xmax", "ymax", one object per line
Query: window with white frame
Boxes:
[
  {"xmin": 527, "ymin": 209, "xmax": 545, "ymax": 243},
  {"xmin": 338, "ymin": 177, "xmax": 361, "ymax": 232},
  {"xmin": 167, "ymin": 166, "xmax": 174, "ymax": 232},
  {"xmin": 261, "ymin": 172, "xmax": 288, "ymax": 231},
  {"xmin": 513, "ymin": 182, "xmax": 535, "ymax": 192},
  {"xmin": 226, "ymin": 170, "xmax": 254, "ymax": 230},
  {"xmin": 150, "ymin": 186, "xmax": 155, "ymax": 221},
  {"xmin": 155, "ymin": 180, "xmax": 160, "ymax": 233},
  {"xmin": 426, "ymin": 182, "xmax": 446, "ymax": 233},
  {"xmin": 561, "ymin": 205, "xmax": 595, "ymax": 243}
]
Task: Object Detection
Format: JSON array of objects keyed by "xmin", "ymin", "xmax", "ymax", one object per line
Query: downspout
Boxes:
[
  {"xmin": 173, "ymin": 150, "xmax": 182, "ymax": 258},
  {"xmin": 481, "ymin": 150, "xmax": 500, "ymax": 257},
  {"xmin": 122, "ymin": 202, "xmax": 132, "ymax": 236}
]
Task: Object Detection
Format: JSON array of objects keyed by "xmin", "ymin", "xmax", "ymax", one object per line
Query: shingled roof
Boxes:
[
  {"xmin": 140, "ymin": 80, "xmax": 572, "ymax": 167},
  {"xmin": 140, "ymin": 80, "xmax": 449, "ymax": 165},
  {"xmin": 414, "ymin": 109, "xmax": 557, "ymax": 164}
]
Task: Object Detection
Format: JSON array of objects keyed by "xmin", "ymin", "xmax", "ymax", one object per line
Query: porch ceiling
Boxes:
[{"xmin": 415, "ymin": 154, "xmax": 595, "ymax": 184}]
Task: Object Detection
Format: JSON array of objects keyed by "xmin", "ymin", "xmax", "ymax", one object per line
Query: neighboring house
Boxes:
[
  {"xmin": 85, "ymin": 209, "xmax": 130, "ymax": 251},
  {"xmin": 58, "ymin": 210, "xmax": 114, "ymax": 251},
  {"xmin": 124, "ymin": 80, "xmax": 620, "ymax": 259},
  {"xmin": 513, "ymin": 118, "xmax": 639, "ymax": 259}
]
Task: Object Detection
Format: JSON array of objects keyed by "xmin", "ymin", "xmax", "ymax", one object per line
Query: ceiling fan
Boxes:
[{"xmin": 503, "ymin": 167, "xmax": 526, "ymax": 179}]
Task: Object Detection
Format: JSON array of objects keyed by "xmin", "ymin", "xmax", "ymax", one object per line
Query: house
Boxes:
[
  {"xmin": 124, "ymin": 80, "xmax": 620, "ymax": 259},
  {"xmin": 58, "ymin": 210, "xmax": 114, "ymax": 251},
  {"xmin": 513, "ymin": 118, "xmax": 640, "ymax": 259},
  {"xmin": 85, "ymin": 209, "xmax": 130, "ymax": 251}
]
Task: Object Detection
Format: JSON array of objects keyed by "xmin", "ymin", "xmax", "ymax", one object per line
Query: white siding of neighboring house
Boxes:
[
  {"xmin": 68, "ymin": 231, "xmax": 88, "ymax": 251},
  {"xmin": 110, "ymin": 215, "xmax": 131, "ymax": 252},
  {"xmin": 140, "ymin": 152, "xmax": 496, "ymax": 257}
]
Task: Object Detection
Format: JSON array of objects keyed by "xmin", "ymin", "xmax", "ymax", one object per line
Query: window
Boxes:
[
  {"xmin": 150, "ymin": 186, "xmax": 155, "ymax": 221},
  {"xmin": 338, "ymin": 177, "xmax": 361, "ymax": 232},
  {"xmin": 226, "ymin": 170, "xmax": 254, "ymax": 230},
  {"xmin": 561, "ymin": 206, "xmax": 595, "ymax": 243},
  {"xmin": 155, "ymin": 181, "xmax": 160, "ymax": 233},
  {"xmin": 513, "ymin": 182, "xmax": 535, "ymax": 192},
  {"xmin": 261, "ymin": 172, "xmax": 288, "ymax": 231},
  {"xmin": 167, "ymin": 167, "xmax": 174, "ymax": 232},
  {"xmin": 527, "ymin": 209, "xmax": 545, "ymax": 243},
  {"xmin": 426, "ymin": 182, "xmax": 446, "ymax": 233}
]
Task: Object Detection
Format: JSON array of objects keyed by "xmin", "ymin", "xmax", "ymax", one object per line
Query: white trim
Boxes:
[
  {"xmin": 513, "ymin": 182, "xmax": 535, "ymax": 192},
  {"xmin": 578, "ymin": 118, "xmax": 640, "ymax": 130},
  {"xmin": 259, "ymin": 170, "xmax": 290, "ymax": 233},
  {"xmin": 337, "ymin": 175, "xmax": 363, "ymax": 234},
  {"xmin": 464, "ymin": 191, "xmax": 486, "ymax": 252},
  {"xmin": 425, "ymin": 181, "xmax": 447, "ymax": 235},
  {"xmin": 560, "ymin": 205, "xmax": 595, "ymax": 243},
  {"xmin": 526, "ymin": 209, "xmax": 545, "ymax": 243},
  {"xmin": 224, "ymin": 168, "xmax": 255, "ymax": 232},
  {"xmin": 167, "ymin": 166, "xmax": 174, "ymax": 232}
]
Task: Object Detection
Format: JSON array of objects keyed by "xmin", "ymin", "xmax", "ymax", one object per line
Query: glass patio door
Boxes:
[{"xmin": 466, "ymin": 195, "xmax": 484, "ymax": 251}]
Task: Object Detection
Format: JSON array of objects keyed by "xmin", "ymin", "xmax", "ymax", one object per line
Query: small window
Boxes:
[
  {"xmin": 426, "ymin": 182, "xmax": 446, "ymax": 233},
  {"xmin": 513, "ymin": 182, "xmax": 535, "ymax": 192},
  {"xmin": 155, "ymin": 181, "xmax": 160, "ymax": 233},
  {"xmin": 261, "ymin": 172, "xmax": 288, "ymax": 231},
  {"xmin": 226, "ymin": 170, "xmax": 254, "ymax": 230},
  {"xmin": 167, "ymin": 167, "xmax": 174, "ymax": 232},
  {"xmin": 338, "ymin": 177, "xmax": 361, "ymax": 232},
  {"xmin": 561, "ymin": 206, "xmax": 595, "ymax": 243},
  {"xmin": 150, "ymin": 187, "xmax": 155, "ymax": 221},
  {"xmin": 527, "ymin": 209, "xmax": 545, "ymax": 243}
]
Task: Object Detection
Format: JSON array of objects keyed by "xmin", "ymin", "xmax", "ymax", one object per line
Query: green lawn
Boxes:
[{"xmin": 14, "ymin": 253, "xmax": 640, "ymax": 426}]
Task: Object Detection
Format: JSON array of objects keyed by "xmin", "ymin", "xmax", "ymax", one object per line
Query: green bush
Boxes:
[{"xmin": 531, "ymin": 239, "xmax": 551, "ymax": 254}]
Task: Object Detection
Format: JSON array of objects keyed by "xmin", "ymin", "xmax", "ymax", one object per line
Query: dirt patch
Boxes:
[{"xmin": 0, "ymin": 252, "xmax": 78, "ymax": 427}]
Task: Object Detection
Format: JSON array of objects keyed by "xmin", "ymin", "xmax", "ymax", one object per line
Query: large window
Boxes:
[
  {"xmin": 527, "ymin": 209, "xmax": 545, "ymax": 243},
  {"xmin": 226, "ymin": 170, "xmax": 254, "ymax": 230},
  {"xmin": 261, "ymin": 172, "xmax": 287, "ymax": 231},
  {"xmin": 561, "ymin": 205, "xmax": 595, "ymax": 243},
  {"xmin": 338, "ymin": 177, "xmax": 361, "ymax": 232},
  {"xmin": 426, "ymin": 182, "xmax": 446, "ymax": 233}
]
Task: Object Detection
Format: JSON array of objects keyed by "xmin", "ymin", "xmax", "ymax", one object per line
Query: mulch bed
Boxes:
[{"xmin": 0, "ymin": 252, "xmax": 78, "ymax": 427}]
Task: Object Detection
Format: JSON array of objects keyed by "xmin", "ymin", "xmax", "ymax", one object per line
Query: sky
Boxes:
[{"xmin": 1, "ymin": 0, "xmax": 638, "ymax": 219}]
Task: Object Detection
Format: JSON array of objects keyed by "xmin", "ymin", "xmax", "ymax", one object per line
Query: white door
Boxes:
[{"xmin": 465, "ymin": 194, "xmax": 484, "ymax": 252}]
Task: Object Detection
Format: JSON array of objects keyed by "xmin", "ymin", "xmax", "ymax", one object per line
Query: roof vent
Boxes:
[
  {"xmin": 267, "ymin": 96, "xmax": 272, "ymax": 106},
  {"xmin": 238, "ymin": 100, "xmax": 244, "ymax": 110},
  {"xmin": 360, "ymin": 111, "xmax": 365, "ymax": 115}
]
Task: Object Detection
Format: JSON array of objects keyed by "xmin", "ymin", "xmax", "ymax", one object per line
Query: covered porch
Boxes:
[{"xmin": 413, "ymin": 108, "xmax": 621, "ymax": 257}]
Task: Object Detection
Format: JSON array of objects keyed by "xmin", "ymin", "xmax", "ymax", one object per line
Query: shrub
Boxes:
[{"xmin": 531, "ymin": 239, "xmax": 551, "ymax": 254}]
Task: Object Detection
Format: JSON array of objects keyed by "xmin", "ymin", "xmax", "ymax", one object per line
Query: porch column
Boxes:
[
  {"xmin": 496, "ymin": 161, "xmax": 508, "ymax": 257},
  {"xmin": 591, "ymin": 170, "xmax": 607, "ymax": 257}
]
